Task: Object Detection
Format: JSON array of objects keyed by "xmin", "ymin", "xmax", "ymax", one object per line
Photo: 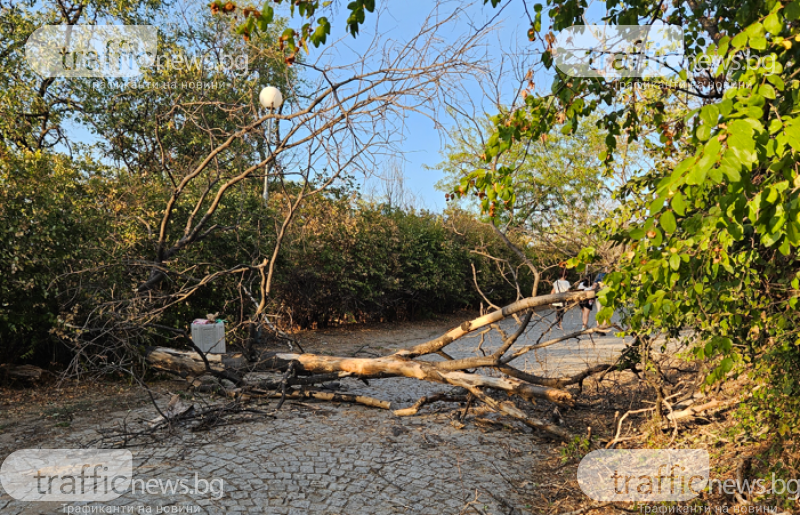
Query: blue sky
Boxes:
[
  {"xmin": 60, "ymin": 0, "xmax": 560, "ymax": 211},
  {"xmin": 317, "ymin": 0, "xmax": 542, "ymax": 211},
  {"xmin": 307, "ymin": 0, "xmax": 609, "ymax": 210}
]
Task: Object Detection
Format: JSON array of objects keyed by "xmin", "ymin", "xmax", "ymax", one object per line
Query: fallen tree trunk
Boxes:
[
  {"xmin": 144, "ymin": 291, "xmax": 609, "ymax": 441},
  {"xmin": 499, "ymin": 363, "xmax": 615, "ymax": 390},
  {"xmin": 272, "ymin": 353, "xmax": 576, "ymax": 406},
  {"xmin": 145, "ymin": 347, "xmax": 225, "ymax": 375},
  {"xmin": 144, "ymin": 347, "xmax": 245, "ymax": 376},
  {"xmin": 249, "ymin": 388, "xmax": 392, "ymax": 410},
  {"xmin": 0, "ymin": 364, "xmax": 46, "ymax": 382}
]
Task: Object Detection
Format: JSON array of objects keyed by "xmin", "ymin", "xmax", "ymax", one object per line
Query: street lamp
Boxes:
[
  {"xmin": 259, "ymin": 86, "xmax": 283, "ymax": 110},
  {"xmin": 259, "ymin": 86, "xmax": 283, "ymax": 204}
]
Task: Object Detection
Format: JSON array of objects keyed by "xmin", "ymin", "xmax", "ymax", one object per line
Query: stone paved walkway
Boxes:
[{"xmin": 0, "ymin": 309, "xmax": 627, "ymax": 515}]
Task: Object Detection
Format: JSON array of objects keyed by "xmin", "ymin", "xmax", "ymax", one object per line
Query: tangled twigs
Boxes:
[
  {"xmin": 88, "ymin": 400, "xmax": 271, "ymax": 447},
  {"xmin": 189, "ymin": 403, "xmax": 267, "ymax": 432}
]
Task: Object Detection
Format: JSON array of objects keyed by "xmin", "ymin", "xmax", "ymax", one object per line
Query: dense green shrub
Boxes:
[
  {"xmin": 273, "ymin": 199, "xmax": 533, "ymax": 327},
  {"xmin": 1, "ymin": 159, "xmax": 541, "ymax": 365},
  {"xmin": 0, "ymin": 151, "xmax": 114, "ymax": 365}
]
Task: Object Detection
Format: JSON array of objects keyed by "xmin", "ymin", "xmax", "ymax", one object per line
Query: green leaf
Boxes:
[
  {"xmin": 671, "ymin": 191, "xmax": 687, "ymax": 216},
  {"xmin": 649, "ymin": 195, "xmax": 666, "ymax": 215},
  {"xmin": 629, "ymin": 227, "xmax": 646, "ymax": 240},
  {"xmin": 720, "ymin": 357, "xmax": 734, "ymax": 373},
  {"xmin": 731, "ymin": 32, "xmax": 748, "ymax": 48},
  {"xmin": 745, "ymin": 22, "xmax": 765, "ymax": 38},
  {"xmin": 660, "ymin": 210, "xmax": 677, "ymax": 233},
  {"xmin": 758, "ymin": 84, "xmax": 776, "ymax": 99},
  {"xmin": 699, "ymin": 105, "xmax": 719, "ymax": 126},
  {"xmin": 764, "ymin": 13, "xmax": 782, "ymax": 35},
  {"xmin": 709, "ymin": 165, "xmax": 724, "ymax": 183},
  {"xmin": 727, "ymin": 119, "xmax": 757, "ymax": 165},
  {"xmin": 669, "ymin": 253, "xmax": 681, "ymax": 271},
  {"xmin": 687, "ymin": 163, "xmax": 708, "ymax": 185},
  {"xmin": 261, "ymin": 3, "xmax": 274, "ymax": 24},
  {"xmin": 750, "ymin": 36, "xmax": 767, "ymax": 50}
]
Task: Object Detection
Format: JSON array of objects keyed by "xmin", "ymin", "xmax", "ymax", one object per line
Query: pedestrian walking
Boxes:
[{"xmin": 576, "ymin": 275, "xmax": 597, "ymax": 331}]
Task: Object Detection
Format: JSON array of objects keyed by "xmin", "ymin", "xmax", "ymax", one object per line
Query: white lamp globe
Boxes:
[{"xmin": 259, "ymin": 86, "xmax": 283, "ymax": 110}]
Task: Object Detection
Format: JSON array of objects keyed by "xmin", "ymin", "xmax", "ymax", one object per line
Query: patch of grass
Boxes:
[
  {"xmin": 559, "ymin": 435, "xmax": 591, "ymax": 463},
  {"xmin": 43, "ymin": 399, "xmax": 95, "ymax": 422}
]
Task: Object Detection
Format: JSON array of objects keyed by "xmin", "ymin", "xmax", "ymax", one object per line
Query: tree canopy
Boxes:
[{"xmin": 248, "ymin": 0, "xmax": 800, "ymax": 433}]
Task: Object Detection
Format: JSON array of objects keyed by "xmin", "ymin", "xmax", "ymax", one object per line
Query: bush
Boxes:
[
  {"xmin": 272, "ymin": 198, "xmax": 533, "ymax": 327},
  {"xmin": 0, "ymin": 151, "xmax": 112, "ymax": 364},
  {"xmin": 1, "ymin": 165, "xmax": 542, "ymax": 366}
]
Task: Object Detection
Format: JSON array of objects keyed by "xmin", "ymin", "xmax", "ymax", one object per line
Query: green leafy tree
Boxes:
[
  {"xmin": 472, "ymin": 0, "xmax": 800, "ymax": 435},
  {"xmin": 255, "ymin": 0, "xmax": 800, "ymax": 433},
  {"xmin": 434, "ymin": 114, "xmax": 624, "ymax": 263}
]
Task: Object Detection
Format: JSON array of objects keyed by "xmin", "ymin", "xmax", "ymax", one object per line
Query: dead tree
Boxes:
[{"xmin": 146, "ymin": 290, "xmax": 619, "ymax": 441}]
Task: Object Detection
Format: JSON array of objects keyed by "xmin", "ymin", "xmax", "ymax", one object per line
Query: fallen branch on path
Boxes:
[
  {"xmin": 666, "ymin": 398, "xmax": 736, "ymax": 421},
  {"xmin": 248, "ymin": 387, "xmax": 392, "ymax": 410},
  {"xmin": 393, "ymin": 394, "xmax": 469, "ymax": 416},
  {"xmin": 145, "ymin": 291, "xmax": 618, "ymax": 441}
]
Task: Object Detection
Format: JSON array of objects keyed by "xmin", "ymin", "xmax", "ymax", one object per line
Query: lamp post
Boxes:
[{"xmin": 259, "ymin": 86, "xmax": 283, "ymax": 204}]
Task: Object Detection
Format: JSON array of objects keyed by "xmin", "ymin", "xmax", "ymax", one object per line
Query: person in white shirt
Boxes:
[{"xmin": 551, "ymin": 270, "xmax": 571, "ymax": 330}]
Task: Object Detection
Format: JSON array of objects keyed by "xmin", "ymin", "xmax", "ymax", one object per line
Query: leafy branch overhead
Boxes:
[
  {"xmin": 210, "ymin": 0, "xmax": 372, "ymax": 63},
  {"xmin": 245, "ymin": 0, "xmax": 800, "ymax": 433}
]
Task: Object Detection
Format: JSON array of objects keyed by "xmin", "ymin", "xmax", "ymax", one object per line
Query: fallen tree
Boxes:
[{"xmin": 145, "ymin": 290, "xmax": 621, "ymax": 441}]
